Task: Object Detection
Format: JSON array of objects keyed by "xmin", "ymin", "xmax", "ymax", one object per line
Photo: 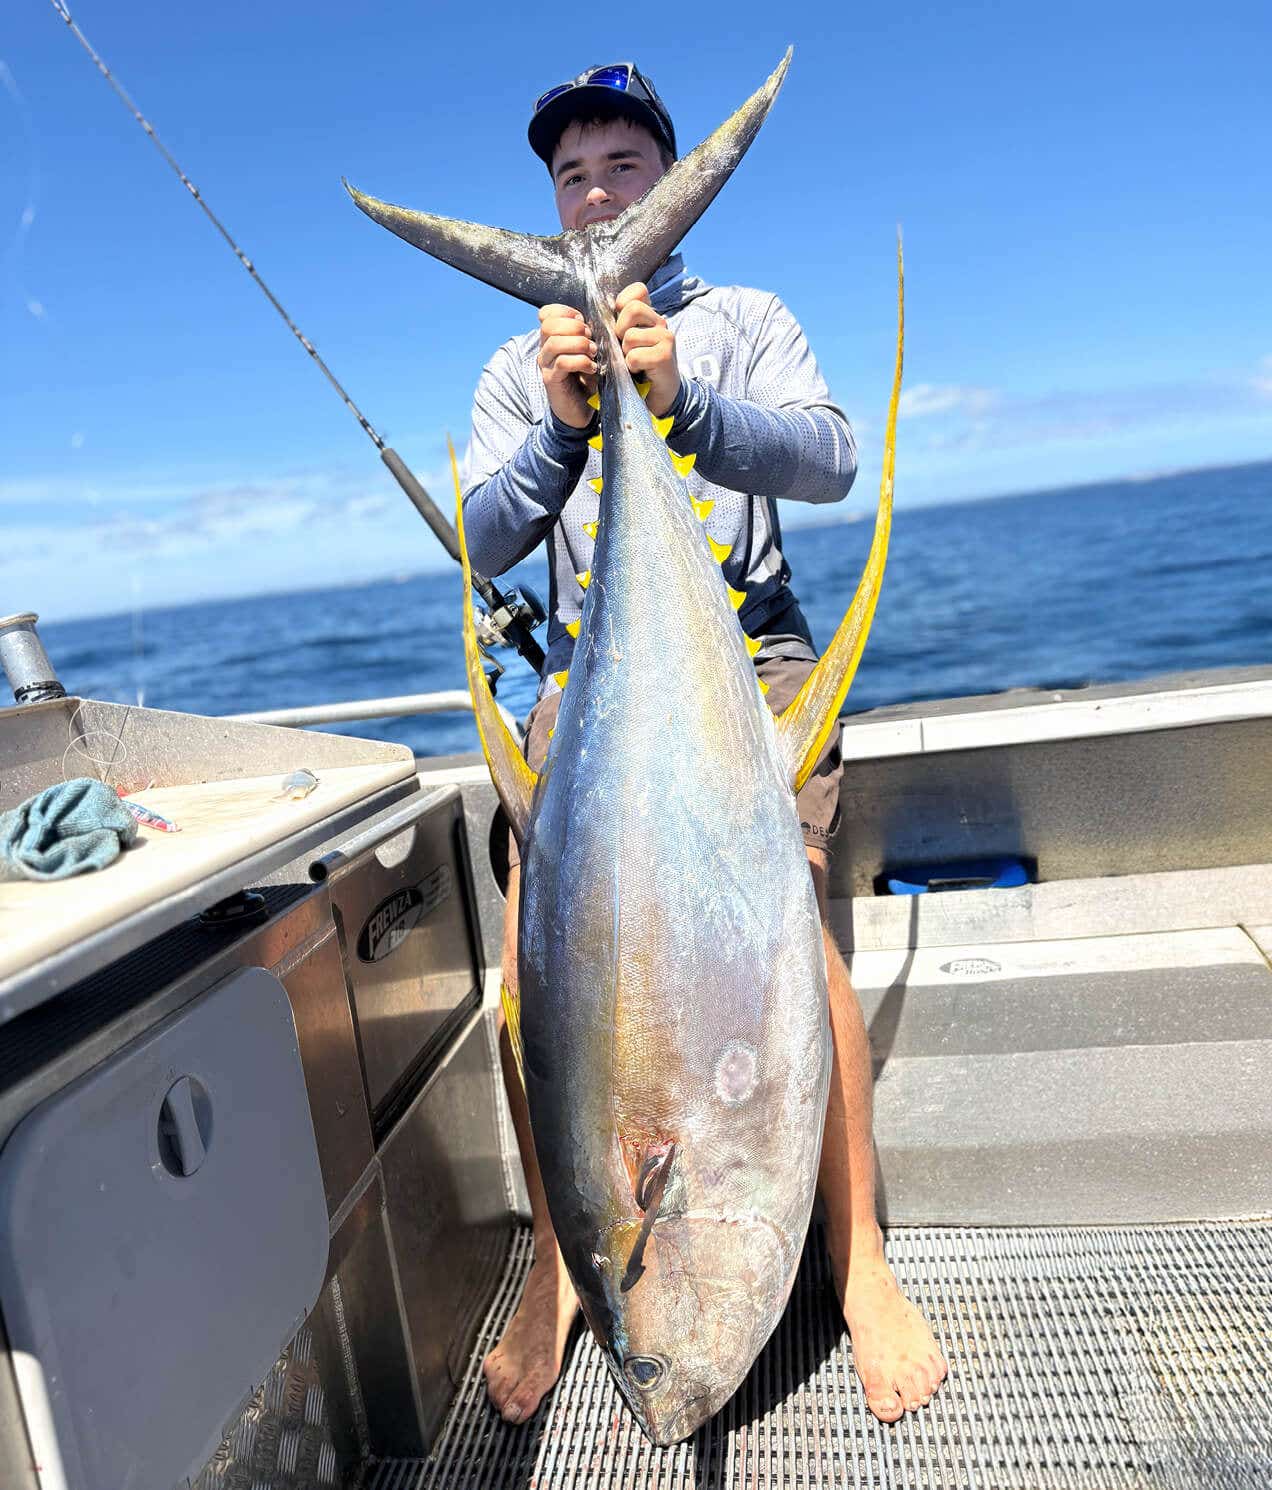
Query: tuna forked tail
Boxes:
[
  {"xmin": 344, "ymin": 50, "xmax": 791, "ymax": 312},
  {"xmin": 775, "ymin": 235, "xmax": 905, "ymax": 791}
]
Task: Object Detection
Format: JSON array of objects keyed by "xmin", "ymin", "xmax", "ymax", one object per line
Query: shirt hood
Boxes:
[{"xmin": 648, "ymin": 255, "xmax": 713, "ymax": 315}]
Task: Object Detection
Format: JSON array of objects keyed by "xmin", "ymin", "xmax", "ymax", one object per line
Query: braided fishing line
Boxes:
[
  {"xmin": 45, "ymin": 0, "xmax": 385, "ymax": 449},
  {"xmin": 46, "ymin": 0, "xmax": 546, "ymax": 674},
  {"xmin": 61, "ymin": 701, "xmax": 132, "ymax": 787}
]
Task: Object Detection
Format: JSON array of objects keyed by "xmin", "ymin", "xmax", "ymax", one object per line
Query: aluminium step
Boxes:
[{"xmin": 849, "ymin": 927, "xmax": 1272, "ymax": 1225}]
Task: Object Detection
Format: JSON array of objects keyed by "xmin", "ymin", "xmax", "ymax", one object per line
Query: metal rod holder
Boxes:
[{"xmin": 0, "ymin": 613, "xmax": 67, "ymax": 705}]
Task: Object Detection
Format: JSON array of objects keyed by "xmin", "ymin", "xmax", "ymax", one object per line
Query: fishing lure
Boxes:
[{"xmin": 117, "ymin": 797, "xmax": 181, "ymax": 833}]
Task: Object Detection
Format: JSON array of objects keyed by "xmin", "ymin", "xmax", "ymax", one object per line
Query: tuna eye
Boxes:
[{"xmin": 625, "ymin": 1355, "xmax": 665, "ymax": 1389}]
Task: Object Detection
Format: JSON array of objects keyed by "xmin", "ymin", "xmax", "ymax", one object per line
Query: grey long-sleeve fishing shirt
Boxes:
[{"xmin": 461, "ymin": 255, "xmax": 857, "ymax": 693}]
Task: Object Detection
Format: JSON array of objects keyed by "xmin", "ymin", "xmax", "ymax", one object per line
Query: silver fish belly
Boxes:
[{"xmin": 517, "ymin": 353, "xmax": 831, "ymax": 1444}]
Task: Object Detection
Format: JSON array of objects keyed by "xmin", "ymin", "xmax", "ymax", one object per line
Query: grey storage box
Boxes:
[{"xmin": 0, "ymin": 966, "xmax": 329, "ymax": 1490}]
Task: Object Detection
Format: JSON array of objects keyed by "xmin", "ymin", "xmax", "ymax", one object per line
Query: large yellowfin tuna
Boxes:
[{"xmin": 348, "ymin": 51, "xmax": 903, "ymax": 1444}]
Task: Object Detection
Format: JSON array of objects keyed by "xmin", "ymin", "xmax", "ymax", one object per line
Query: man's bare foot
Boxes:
[
  {"xmin": 483, "ymin": 1248, "xmax": 580, "ymax": 1424},
  {"xmin": 833, "ymin": 1230, "xmax": 948, "ymax": 1423}
]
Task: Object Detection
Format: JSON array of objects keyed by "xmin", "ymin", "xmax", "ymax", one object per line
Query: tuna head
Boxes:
[{"xmin": 583, "ymin": 1190, "xmax": 800, "ymax": 1446}]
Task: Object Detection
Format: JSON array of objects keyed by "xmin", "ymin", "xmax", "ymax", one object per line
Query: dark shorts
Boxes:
[{"xmin": 507, "ymin": 653, "xmax": 844, "ymax": 869}]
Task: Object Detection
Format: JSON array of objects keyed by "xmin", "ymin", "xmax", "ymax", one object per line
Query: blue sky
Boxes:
[{"xmin": 4, "ymin": 0, "xmax": 1270, "ymax": 621}]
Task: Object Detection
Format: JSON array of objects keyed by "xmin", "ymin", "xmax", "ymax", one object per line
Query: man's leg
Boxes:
[
  {"xmin": 808, "ymin": 848, "xmax": 948, "ymax": 1421},
  {"xmin": 482, "ymin": 862, "xmax": 581, "ymax": 1423}
]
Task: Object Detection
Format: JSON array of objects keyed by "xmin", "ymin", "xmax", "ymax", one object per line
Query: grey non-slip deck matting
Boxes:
[{"xmin": 368, "ymin": 1219, "xmax": 1272, "ymax": 1490}]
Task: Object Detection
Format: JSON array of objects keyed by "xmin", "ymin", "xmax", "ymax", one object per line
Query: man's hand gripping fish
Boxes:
[{"xmin": 347, "ymin": 50, "xmax": 903, "ymax": 1445}]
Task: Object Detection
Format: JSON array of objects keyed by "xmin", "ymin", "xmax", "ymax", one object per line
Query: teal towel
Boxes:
[{"xmin": 0, "ymin": 778, "xmax": 138, "ymax": 882}]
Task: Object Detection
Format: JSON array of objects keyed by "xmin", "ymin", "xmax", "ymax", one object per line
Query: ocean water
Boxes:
[{"xmin": 32, "ymin": 460, "xmax": 1272, "ymax": 760}]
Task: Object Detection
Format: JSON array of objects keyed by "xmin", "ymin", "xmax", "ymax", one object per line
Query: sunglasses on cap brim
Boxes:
[{"xmin": 534, "ymin": 63, "xmax": 640, "ymax": 115}]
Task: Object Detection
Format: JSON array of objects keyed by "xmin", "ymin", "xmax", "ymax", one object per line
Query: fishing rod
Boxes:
[{"xmin": 46, "ymin": 0, "xmax": 546, "ymax": 679}]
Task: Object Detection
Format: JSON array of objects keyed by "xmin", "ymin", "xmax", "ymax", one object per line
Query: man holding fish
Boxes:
[{"xmin": 457, "ymin": 62, "xmax": 948, "ymax": 1429}]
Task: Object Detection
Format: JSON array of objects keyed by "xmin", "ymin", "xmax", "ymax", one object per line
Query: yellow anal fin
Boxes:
[
  {"xmin": 565, "ymin": 618, "xmax": 580, "ymax": 639},
  {"xmin": 588, "ymin": 432, "xmax": 603, "ymax": 451},
  {"xmin": 691, "ymin": 496, "xmax": 714, "ymax": 521},
  {"xmin": 450, "ymin": 436, "xmax": 538, "ymax": 840},
  {"xmin": 583, "ymin": 520, "xmax": 598, "ymax": 539},
  {"xmin": 707, "ymin": 535, "xmax": 732, "ymax": 563},
  {"xmin": 576, "ymin": 570, "xmax": 591, "ymax": 590},
  {"xmin": 775, "ymin": 235, "xmax": 903, "ymax": 792},
  {"xmin": 651, "ymin": 413, "xmax": 674, "ymax": 440},
  {"xmin": 745, "ymin": 634, "xmax": 762, "ymax": 658},
  {"xmin": 588, "ymin": 476, "xmax": 603, "ymax": 494},
  {"xmin": 500, "ymin": 979, "xmax": 526, "ymax": 1089},
  {"xmin": 726, "ymin": 585, "xmax": 746, "ymax": 610},
  {"xmin": 669, "ymin": 449, "xmax": 696, "ymax": 478}
]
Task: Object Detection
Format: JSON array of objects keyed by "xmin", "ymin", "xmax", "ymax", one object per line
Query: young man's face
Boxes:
[{"xmin": 551, "ymin": 117, "xmax": 669, "ymax": 232}]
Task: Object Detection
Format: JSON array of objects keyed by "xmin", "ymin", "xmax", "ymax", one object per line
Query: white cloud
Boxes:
[{"xmin": 898, "ymin": 383, "xmax": 999, "ymax": 419}]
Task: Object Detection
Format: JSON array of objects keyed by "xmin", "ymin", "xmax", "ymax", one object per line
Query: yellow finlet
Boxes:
[
  {"xmin": 634, "ymin": 376, "xmax": 652, "ymax": 401},
  {"xmin": 745, "ymin": 635, "xmax": 762, "ymax": 658},
  {"xmin": 727, "ymin": 585, "xmax": 746, "ymax": 610},
  {"xmin": 500, "ymin": 980, "xmax": 525, "ymax": 1089},
  {"xmin": 449, "ymin": 436, "xmax": 538, "ymax": 841},
  {"xmin": 691, "ymin": 496, "xmax": 714, "ymax": 521},
  {"xmin": 707, "ymin": 535, "xmax": 732, "ymax": 563},
  {"xmin": 775, "ymin": 235, "xmax": 904, "ymax": 792},
  {"xmin": 669, "ymin": 449, "xmax": 696, "ymax": 478},
  {"xmin": 565, "ymin": 618, "xmax": 581, "ymax": 639},
  {"xmin": 588, "ymin": 432, "xmax": 603, "ymax": 451},
  {"xmin": 758, "ymin": 678, "xmax": 770, "ymax": 696},
  {"xmin": 583, "ymin": 520, "xmax": 599, "ymax": 540},
  {"xmin": 588, "ymin": 476, "xmax": 603, "ymax": 494},
  {"xmin": 576, "ymin": 570, "xmax": 591, "ymax": 590},
  {"xmin": 586, "ymin": 391, "xmax": 600, "ymax": 410},
  {"xmin": 553, "ymin": 669, "xmax": 570, "ymax": 689},
  {"xmin": 651, "ymin": 413, "xmax": 674, "ymax": 440}
]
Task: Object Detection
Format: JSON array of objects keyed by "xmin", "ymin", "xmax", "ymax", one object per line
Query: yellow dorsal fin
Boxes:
[
  {"xmin": 500, "ymin": 980, "xmax": 525, "ymax": 1089},
  {"xmin": 775, "ymin": 236, "xmax": 904, "ymax": 791},
  {"xmin": 691, "ymin": 496, "xmax": 714, "ymax": 521},
  {"xmin": 586, "ymin": 391, "xmax": 600, "ymax": 410},
  {"xmin": 588, "ymin": 432, "xmax": 603, "ymax": 451},
  {"xmin": 565, "ymin": 618, "xmax": 581, "ymax": 639},
  {"xmin": 576, "ymin": 570, "xmax": 591, "ymax": 590},
  {"xmin": 450, "ymin": 436, "xmax": 537, "ymax": 840},
  {"xmin": 669, "ymin": 449, "xmax": 696, "ymax": 478},
  {"xmin": 553, "ymin": 669, "xmax": 570, "ymax": 690},
  {"xmin": 726, "ymin": 585, "xmax": 746, "ymax": 610},
  {"xmin": 588, "ymin": 476, "xmax": 603, "ymax": 494},
  {"xmin": 583, "ymin": 520, "xmax": 599, "ymax": 540},
  {"xmin": 707, "ymin": 535, "xmax": 732, "ymax": 563},
  {"xmin": 745, "ymin": 634, "xmax": 762, "ymax": 657},
  {"xmin": 651, "ymin": 413, "xmax": 674, "ymax": 440}
]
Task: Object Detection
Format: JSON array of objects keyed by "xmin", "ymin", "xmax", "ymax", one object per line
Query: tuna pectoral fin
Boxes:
[
  {"xmin": 775, "ymin": 237, "xmax": 905, "ymax": 793},
  {"xmin": 621, "ymin": 1145, "xmax": 677, "ymax": 1294},
  {"xmin": 344, "ymin": 50, "xmax": 790, "ymax": 312},
  {"xmin": 449, "ymin": 438, "xmax": 538, "ymax": 841}
]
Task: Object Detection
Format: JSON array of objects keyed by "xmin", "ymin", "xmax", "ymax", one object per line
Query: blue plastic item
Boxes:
[{"xmin": 885, "ymin": 857, "xmax": 1029, "ymax": 896}]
